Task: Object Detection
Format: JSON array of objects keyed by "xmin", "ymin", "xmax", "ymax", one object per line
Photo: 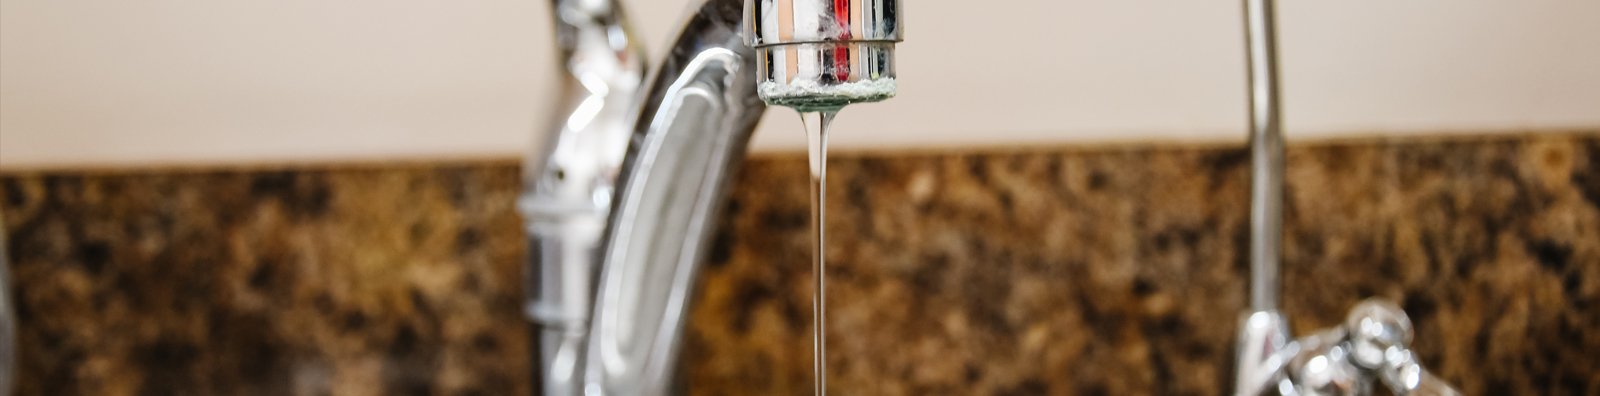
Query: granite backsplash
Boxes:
[{"xmin": 2, "ymin": 132, "xmax": 1597, "ymax": 395}]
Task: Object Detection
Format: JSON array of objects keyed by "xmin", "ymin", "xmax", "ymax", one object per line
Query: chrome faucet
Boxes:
[
  {"xmin": 523, "ymin": 0, "xmax": 1452, "ymax": 394},
  {"xmin": 521, "ymin": 0, "xmax": 901, "ymax": 394},
  {"xmin": 519, "ymin": 0, "xmax": 645, "ymax": 394},
  {"xmin": 1231, "ymin": 0, "xmax": 1458, "ymax": 395}
]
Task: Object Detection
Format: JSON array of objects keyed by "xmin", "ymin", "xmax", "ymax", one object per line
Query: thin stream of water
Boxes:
[
  {"xmin": 798, "ymin": 109, "xmax": 837, "ymax": 396},
  {"xmin": 770, "ymin": 77, "xmax": 893, "ymax": 395}
]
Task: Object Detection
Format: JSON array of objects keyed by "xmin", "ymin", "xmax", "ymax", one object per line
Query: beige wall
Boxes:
[{"xmin": 2, "ymin": 0, "xmax": 1597, "ymax": 169}]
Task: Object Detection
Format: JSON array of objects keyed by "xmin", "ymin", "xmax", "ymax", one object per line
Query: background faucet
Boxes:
[
  {"xmin": 520, "ymin": 0, "xmax": 645, "ymax": 394},
  {"xmin": 1232, "ymin": 0, "xmax": 1459, "ymax": 394},
  {"xmin": 523, "ymin": 0, "xmax": 901, "ymax": 394}
]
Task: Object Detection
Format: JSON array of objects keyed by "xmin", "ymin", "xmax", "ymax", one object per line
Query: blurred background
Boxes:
[
  {"xmin": 1, "ymin": 0, "xmax": 1598, "ymax": 395},
  {"xmin": 2, "ymin": 0, "xmax": 1596, "ymax": 169}
]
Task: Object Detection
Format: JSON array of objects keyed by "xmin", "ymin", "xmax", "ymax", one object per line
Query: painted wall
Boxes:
[{"xmin": 2, "ymin": 0, "xmax": 1597, "ymax": 169}]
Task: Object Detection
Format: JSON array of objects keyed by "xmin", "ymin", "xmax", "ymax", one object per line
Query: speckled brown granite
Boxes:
[
  {"xmin": 1, "ymin": 167, "xmax": 528, "ymax": 395},
  {"xmin": 2, "ymin": 133, "xmax": 1597, "ymax": 395}
]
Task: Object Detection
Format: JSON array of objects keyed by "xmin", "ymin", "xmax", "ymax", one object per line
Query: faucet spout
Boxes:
[{"xmin": 576, "ymin": 0, "xmax": 901, "ymax": 394}]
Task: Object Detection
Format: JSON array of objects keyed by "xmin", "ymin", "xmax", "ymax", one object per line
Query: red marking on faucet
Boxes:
[{"xmin": 833, "ymin": 0, "xmax": 851, "ymax": 82}]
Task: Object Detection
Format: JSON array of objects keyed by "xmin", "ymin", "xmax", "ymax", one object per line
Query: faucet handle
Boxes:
[
  {"xmin": 1344, "ymin": 299, "xmax": 1412, "ymax": 370},
  {"xmin": 1342, "ymin": 299, "xmax": 1460, "ymax": 396},
  {"xmin": 1287, "ymin": 328, "xmax": 1370, "ymax": 396},
  {"xmin": 1279, "ymin": 299, "xmax": 1462, "ymax": 396},
  {"xmin": 1371, "ymin": 349, "xmax": 1460, "ymax": 396}
]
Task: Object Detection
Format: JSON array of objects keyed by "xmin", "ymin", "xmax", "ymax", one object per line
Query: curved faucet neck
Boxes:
[{"xmin": 580, "ymin": 0, "xmax": 764, "ymax": 394}]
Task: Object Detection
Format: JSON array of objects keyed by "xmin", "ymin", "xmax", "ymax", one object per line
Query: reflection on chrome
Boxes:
[
  {"xmin": 522, "ymin": 0, "xmax": 901, "ymax": 394},
  {"xmin": 1232, "ymin": 1, "xmax": 1456, "ymax": 394}
]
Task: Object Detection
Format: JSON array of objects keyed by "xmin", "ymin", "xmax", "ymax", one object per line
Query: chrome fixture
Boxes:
[
  {"xmin": 1236, "ymin": 300, "xmax": 1461, "ymax": 396},
  {"xmin": 519, "ymin": 0, "xmax": 645, "ymax": 394},
  {"xmin": 747, "ymin": 0, "xmax": 901, "ymax": 110},
  {"xmin": 1231, "ymin": 0, "xmax": 1457, "ymax": 394},
  {"xmin": 521, "ymin": 0, "xmax": 901, "ymax": 394}
]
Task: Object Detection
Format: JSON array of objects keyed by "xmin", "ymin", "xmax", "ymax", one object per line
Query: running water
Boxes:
[
  {"xmin": 799, "ymin": 110, "xmax": 835, "ymax": 396},
  {"xmin": 761, "ymin": 77, "xmax": 895, "ymax": 396}
]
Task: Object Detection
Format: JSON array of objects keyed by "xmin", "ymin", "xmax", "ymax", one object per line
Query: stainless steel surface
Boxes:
[
  {"xmin": 519, "ymin": 1, "xmax": 1459, "ymax": 394},
  {"xmin": 520, "ymin": 0, "xmax": 647, "ymax": 394},
  {"xmin": 1232, "ymin": 1, "xmax": 1456, "ymax": 394},
  {"xmin": 746, "ymin": 0, "xmax": 901, "ymax": 111},
  {"xmin": 521, "ymin": 0, "xmax": 904, "ymax": 394},
  {"xmin": 559, "ymin": 0, "xmax": 905, "ymax": 394},
  {"xmin": 1235, "ymin": 310, "xmax": 1294, "ymax": 396},
  {"xmin": 1343, "ymin": 300, "xmax": 1460, "ymax": 396},
  {"xmin": 1233, "ymin": 300, "xmax": 1461, "ymax": 396},
  {"xmin": 1234, "ymin": 0, "xmax": 1288, "ymax": 391},
  {"xmin": 744, "ymin": 0, "xmax": 901, "ymax": 46},
  {"xmin": 581, "ymin": 1, "xmax": 766, "ymax": 394},
  {"xmin": 1288, "ymin": 329, "xmax": 1370, "ymax": 396},
  {"xmin": 1244, "ymin": 0, "xmax": 1283, "ymax": 314},
  {"xmin": 1344, "ymin": 300, "xmax": 1412, "ymax": 371}
]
